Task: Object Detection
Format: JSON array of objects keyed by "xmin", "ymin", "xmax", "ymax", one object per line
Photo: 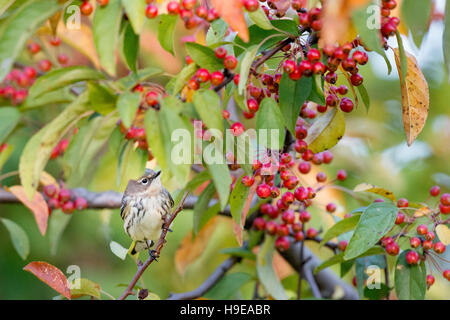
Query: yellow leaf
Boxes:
[
  {"xmin": 394, "ymin": 49, "xmax": 430, "ymax": 146},
  {"xmin": 39, "ymin": 171, "xmax": 60, "ymax": 193},
  {"xmin": 435, "ymin": 224, "xmax": 450, "ymax": 245},
  {"xmin": 413, "ymin": 206, "xmax": 432, "ymax": 217},
  {"xmin": 353, "ymin": 183, "xmax": 396, "ymax": 202},
  {"xmin": 211, "ymin": 0, "xmax": 249, "ymax": 42},
  {"xmin": 48, "ymin": 10, "xmax": 62, "ymax": 36}
]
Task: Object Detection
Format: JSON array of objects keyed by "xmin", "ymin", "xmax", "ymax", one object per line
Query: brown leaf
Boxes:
[
  {"xmin": 48, "ymin": 10, "xmax": 62, "ymax": 36},
  {"xmin": 174, "ymin": 216, "xmax": 221, "ymax": 276},
  {"xmin": 394, "ymin": 49, "xmax": 430, "ymax": 146},
  {"xmin": 23, "ymin": 261, "xmax": 71, "ymax": 300},
  {"xmin": 211, "ymin": 0, "xmax": 249, "ymax": 42},
  {"xmin": 8, "ymin": 185, "xmax": 49, "ymax": 235}
]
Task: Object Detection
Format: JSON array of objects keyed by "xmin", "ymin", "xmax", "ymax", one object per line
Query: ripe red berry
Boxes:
[
  {"xmin": 338, "ymin": 240, "xmax": 348, "ymax": 252},
  {"xmin": 295, "ymin": 125, "xmax": 308, "ymax": 139},
  {"xmin": 23, "ymin": 66, "xmax": 37, "ymax": 79},
  {"xmin": 57, "ymin": 53, "xmax": 69, "ymax": 65},
  {"xmin": 312, "ymin": 62, "xmax": 326, "ymax": 75},
  {"xmin": 80, "ymin": 1, "xmax": 93, "ymax": 16},
  {"xmin": 352, "ymin": 50, "xmax": 368, "ymax": 65},
  {"xmin": 298, "ymin": 161, "xmax": 311, "ymax": 174},
  {"xmin": 294, "ymin": 140, "xmax": 308, "ymax": 154},
  {"xmin": 294, "ymin": 187, "xmax": 308, "ymax": 201},
  {"xmin": 425, "ymin": 231, "xmax": 435, "ymax": 241},
  {"xmin": 266, "ymin": 221, "xmax": 278, "ymax": 235},
  {"xmin": 417, "ymin": 224, "xmax": 428, "ymax": 235},
  {"xmin": 49, "ymin": 37, "xmax": 61, "ymax": 47},
  {"xmin": 397, "ymin": 198, "xmax": 408, "ymax": 208},
  {"xmin": 298, "ymin": 60, "xmax": 313, "ymax": 76},
  {"xmin": 284, "ymin": 176, "xmax": 299, "ymax": 190},
  {"xmin": 256, "ymin": 183, "xmax": 271, "ymax": 198},
  {"xmin": 214, "ymin": 47, "xmax": 227, "ymax": 59},
  {"xmin": 426, "ymin": 274, "xmax": 435, "ymax": 287},
  {"xmin": 316, "ymin": 172, "xmax": 327, "ymax": 182},
  {"xmin": 222, "ymin": 109, "xmax": 230, "ymax": 119},
  {"xmin": 395, "ymin": 212, "xmax": 405, "ymax": 225},
  {"xmin": 97, "ymin": 0, "xmax": 109, "ymax": 7},
  {"xmin": 38, "ymin": 59, "xmax": 52, "ymax": 72},
  {"xmin": 405, "ymin": 250, "xmax": 419, "ymax": 265},
  {"xmin": 288, "ymin": 66, "xmax": 302, "ymax": 80},
  {"xmin": 440, "ymin": 203, "xmax": 450, "ymax": 214},
  {"xmin": 62, "ymin": 201, "xmax": 75, "ymax": 214},
  {"xmin": 434, "ymin": 242, "xmax": 446, "ymax": 254},
  {"xmin": 440, "ymin": 193, "xmax": 450, "ymax": 206},
  {"xmin": 58, "ymin": 189, "xmax": 71, "ymax": 204},
  {"xmin": 243, "ymin": 0, "xmax": 259, "ymax": 12},
  {"xmin": 253, "ymin": 217, "xmax": 266, "ymax": 230},
  {"xmin": 242, "ymin": 175, "xmax": 255, "ymax": 187},
  {"xmin": 224, "ymin": 55, "xmax": 238, "ymax": 69},
  {"xmin": 167, "ymin": 1, "xmax": 181, "ymax": 14},
  {"xmin": 74, "ymin": 197, "xmax": 88, "ymax": 210},
  {"xmin": 299, "ymin": 210, "xmax": 311, "ymax": 223},
  {"xmin": 48, "ymin": 198, "xmax": 60, "ymax": 210},
  {"xmin": 43, "ymin": 185, "xmax": 57, "ymax": 198},
  {"xmin": 210, "ymin": 71, "xmax": 224, "ymax": 86},
  {"xmin": 381, "ymin": 236, "xmax": 393, "ymax": 247},
  {"xmin": 230, "ymin": 122, "xmax": 244, "ymax": 136},
  {"xmin": 275, "ymin": 236, "xmax": 290, "ymax": 252},
  {"xmin": 443, "ymin": 270, "xmax": 450, "ymax": 281},
  {"xmin": 306, "ymin": 227, "xmax": 318, "ymax": 239},
  {"xmin": 283, "ymin": 59, "xmax": 296, "ymax": 74},
  {"xmin": 195, "ymin": 68, "xmax": 210, "ymax": 83},
  {"xmin": 294, "ymin": 231, "xmax": 305, "ymax": 242},
  {"xmin": 282, "ymin": 210, "xmax": 295, "ymax": 224},
  {"xmin": 276, "ymin": 224, "xmax": 290, "ymax": 237},
  {"xmin": 326, "ymin": 202, "xmax": 336, "ymax": 213},
  {"xmin": 430, "ymin": 185, "xmax": 440, "ymax": 197},
  {"xmin": 307, "ymin": 48, "xmax": 321, "ymax": 62},
  {"xmin": 182, "ymin": 0, "xmax": 196, "ymax": 10},
  {"xmin": 196, "ymin": 5, "xmax": 208, "ymax": 18},
  {"xmin": 337, "ymin": 169, "xmax": 347, "ymax": 181},
  {"xmin": 381, "ymin": 22, "xmax": 397, "ymax": 37},
  {"xmin": 410, "ymin": 237, "xmax": 421, "ymax": 248},
  {"xmin": 145, "ymin": 4, "xmax": 158, "ymax": 18},
  {"xmin": 322, "ymin": 151, "xmax": 333, "ymax": 164},
  {"xmin": 145, "ymin": 91, "xmax": 159, "ymax": 106},
  {"xmin": 422, "ymin": 240, "xmax": 433, "ymax": 250},
  {"xmin": 386, "ymin": 242, "xmax": 399, "ymax": 256},
  {"xmin": 350, "ymin": 73, "xmax": 363, "ymax": 86},
  {"xmin": 27, "ymin": 42, "xmax": 40, "ymax": 54},
  {"xmin": 247, "ymin": 99, "xmax": 259, "ymax": 113},
  {"xmin": 339, "ymin": 97, "xmax": 354, "ymax": 113}
]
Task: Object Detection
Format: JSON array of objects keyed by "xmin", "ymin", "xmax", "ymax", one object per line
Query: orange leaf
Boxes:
[
  {"xmin": 8, "ymin": 185, "xmax": 48, "ymax": 235},
  {"xmin": 23, "ymin": 261, "xmax": 71, "ymax": 300},
  {"xmin": 211, "ymin": 0, "xmax": 249, "ymax": 42},
  {"xmin": 175, "ymin": 216, "xmax": 221, "ymax": 276},
  {"xmin": 393, "ymin": 49, "xmax": 430, "ymax": 146}
]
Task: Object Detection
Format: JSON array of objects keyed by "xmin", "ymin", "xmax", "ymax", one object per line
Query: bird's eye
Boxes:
[{"xmin": 141, "ymin": 178, "xmax": 148, "ymax": 185}]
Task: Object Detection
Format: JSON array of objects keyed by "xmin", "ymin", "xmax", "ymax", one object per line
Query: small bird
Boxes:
[{"xmin": 120, "ymin": 169, "xmax": 174, "ymax": 259}]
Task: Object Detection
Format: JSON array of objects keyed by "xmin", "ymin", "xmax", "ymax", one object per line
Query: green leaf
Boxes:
[
  {"xmin": 304, "ymin": 108, "xmax": 345, "ymax": 153},
  {"xmin": 158, "ymin": 14, "xmax": 178, "ymax": 55},
  {"xmin": 356, "ymin": 83, "xmax": 370, "ymax": 112},
  {"xmin": 256, "ymin": 235, "xmax": 288, "ymax": 300},
  {"xmin": 320, "ymin": 215, "xmax": 361, "ymax": 246},
  {"xmin": 352, "ymin": 5, "xmax": 392, "ymax": 74},
  {"xmin": 206, "ymin": 19, "xmax": 228, "ymax": 46},
  {"xmin": 364, "ymin": 283, "xmax": 390, "ymax": 300},
  {"xmin": 401, "ymin": 0, "xmax": 431, "ymax": 48},
  {"xmin": 308, "ymin": 75, "xmax": 325, "ymax": 105},
  {"xmin": 22, "ymin": 88, "xmax": 75, "ymax": 110},
  {"xmin": 395, "ymin": 30, "xmax": 407, "ymax": 84},
  {"xmin": 192, "ymin": 89, "xmax": 223, "ymax": 132},
  {"xmin": 395, "ymin": 250, "xmax": 427, "ymax": 300},
  {"xmin": 116, "ymin": 91, "xmax": 140, "ymax": 128},
  {"xmin": 314, "ymin": 246, "xmax": 384, "ymax": 274},
  {"xmin": 204, "ymin": 272, "xmax": 253, "ymax": 300},
  {"xmin": 279, "ymin": 73, "xmax": 312, "ymax": 135},
  {"xmin": 221, "ymin": 247, "xmax": 256, "ymax": 260},
  {"xmin": 93, "ymin": 0, "xmax": 122, "ymax": 76},
  {"xmin": 19, "ymin": 92, "xmax": 90, "ymax": 199},
  {"xmin": 0, "ymin": 218, "xmax": 29, "ymax": 260},
  {"xmin": 27, "ymin": 66, "xmax": 104, "ymax": 101},
  {"xmin": 86, "ymin": 82, "xmax": 117, "ymax": 115},
  {"xmin": 70, "ymin": 278, "xmax": 101, "ymax": 299},
  {"xmin": 168, "ymin": 63, "xmax": 197, "ymax": 95},
  {"xmin": 0, "ymin": 0, "xmax": 15, "ymax": 15},
  {"xmin": 47, "ymin": 209, "xmax": 72, "ymax": 256},
  {"xmin": 256, "ymin": 98, "xmax": 285, "ymax": 150},
  {"xmin": 0, "ymin": 0, "xmax": 61, "ymax": 81},
  {"xmin": 193, "ymin": 182, "xmax": 216, "ymax": 234},
  {"xmin": 121, "ymin": 0, "xmax": 146, "ymax": 34},
  {"xmin": 238, "ymin": 46, "xmax": 258, "ymax": 95},
  {"xmin": 443, "ymin": 2, "xmax": 450, "ymax": 79},
  {"xmin": 344, "ymin": 202, "xmax": 398, "ymax": 260},
  {"xmin": 0, "ymin": 107, "xmax": 20, "ymax": 145},
  {"xmin": 185, "ymin": 42, "xmax": 224, "ymax": 71},
  {"xmin": 117, "ymin": 67, "xmax": 164, "ymax": 90},
  {"xmin": 0, "ymin": 144, "xmax": 13, "ymax": 170},
  {"xmin": 248, "ymin": 6, "xmax": 273, "ymax": 30},
  {"xmin": 123, "ymin": 22, "xmax": 139, "ymax": 73},
  {"xmin": 205, "ymin": 161, "xmax": 232, "ymax": 211},
  {"xmin": 110, "ymin": 240, "xmax": 128, "ymax": 260},
  {"xmin": 144, "ymin": 108, "xmax": 168, "ymax": 172},
  {"xmin": 230, "ymin": 175, "xmax": 251, "ymax": 225}
]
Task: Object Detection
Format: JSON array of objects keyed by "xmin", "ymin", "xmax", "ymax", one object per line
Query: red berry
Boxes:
[
  {"xmin": 80, "ymin": 1, "xmax": 93, "ymax": 16},
  {"xmin": 425, "ymin": 231, "xmax": 435, "ymax": 241},
  {"xmin": 188, "ymin": 78, "xmax": 199, "ymax": 90},
  {"xmin": 74, "ymin": 197, "xmax": 88, "ymax": 211},
  {"xmin": 430, "ymin": 185, "xmax": 440, "ymax": 197},
  {"xmin": 352, "ymin": 50, "xmax": 368, "ymax": 65},
  {"xmin": 49, "ymin": 37, "xmax": 61, "ymax": 46},
  {"xmin": 338, "ymin": 240, "xmax": 348, "ymax": 252},
  {"xmin": 230, "ymin": 122, "xmax": 244, "ymax": 136},
  {"xmin": 307, "ymin": 48, "xmax": 321, "ymax": 62},
  {"xmin": 27, "ymin": 42, "xmax": 40, "ymax": 54},
  {"xmin": 275, "ymin": 236, "xmax": 290, "ymax": 252},
  {"xmin": 243, "ymin": 0, "xmax": 259, "ymax": 12},
  {"xmin": 350, "ymin": 73, "xmax": 363, "ymax": 86},
  {"xmin": 381, "ymin": 22, "xmax": 397, "ymax": 37},
  {"xmin": 283, "ymin": 59, "xmax": 296, "ymax": 74},
  {"xmin": 253, "ymin": 217, "xmax": 266, "ymax": 230},
  {"xmin": 57, "ymin": 53, "xmax": 69, "ymax": 65},
  {"xmin": 294, "ymin": 140, "xmax": 308, "ymax": 153},
  {"xmin": 417, "ymin": 224, "xmax": 428, "ymax": 235},
  {"xmin": 337, "ymin": 169, "xmax": 347, "ymax": 181},
  {"xmin": 443, "ymin": 270, "xmax": 450, "ymax": 281},
  {"xmin": 145, "ymin": 4, "xmax": 158, "ymax": 18},
  {"xmin": 97, "ymin": 0, "xmax": 109, "ymax": 7},
  {"xmin": 242, "ymin": 175, "xmax": 255, "ymax": 187},
  {"xmin": 182, "ymin": 0, "xmax": 196, "ymax": 10},
  {"xmin": 276, "ymin": 224, "xmax": 290, "ymax": 237},
  {"xmin": 48, "ymin": 198, "xmax": 60, "ymax": 210},
  {"xmin": 299, "ymin": 210, "xmax": 311, "ymax": 223},
  {"xmin": 440, "ymin": 193, "xmax": 450, "ymax": 206},
  {"xmin": 256, "ymin": 183, "xmax": 271, "ymax": 198},
  {"xmin": 266, "ymin": 221, "xmax": 278, "ymax": 235},
  {"xmin": 306, "ymin": 227, "xmax": 318, "ymax": 239},
  {"xmin": 62, "ymin": 201, "xmax": 75, "ymax": 214},
  {"xmin": 395, "ymin": 212, "xmax": 405, "ymax": 225},
  {"xmin": 298, "ymin": 60, "xmax": 313, "ymax": 76},
  {"xmin": 23, "ymin": 66, "xmax": 37, "ymax": 79},
  {"xmin": 145, "ymin": 91, "xmax": 159, "ymax": 106},
  {"xmin": 185, "ymin": 55, "xmax": 194, "ymax": 64},
  {"xmin": 288, "ymin": 66, "xmax": 302, "ymax": 80},
  {"xmin": 426, "ymin": 274, "xmax": 435, "ymax": 287},
  {"xmin": 214, "ymin": 47, "xmax": 227, "ymax": 59},
  {"xmin": 322, "ymin": 151, "xmax": 333, "ymax": 164},
  {"xmin": 210, "ymin": 71, "xmax": 224, "ymax": 86},
  {"xmin": 397, "ymin": 198, "xmax": 408, "ymax": 208},
  {"xmin": 224, "ymin": 55, "xmax": 238, "ymax": 69},
  {"xmin": 167, "ymin": 1, "xmax": 181, "ymax": 14},
  {"xmin": 196, "ymin": 5, "xmax": 208, "ymax": 18},
  {"xmin": 284, "ymin": 176, "xmax": 299, "ymax": 190},
  {"xmin": 381, "ymin": 236, "xmax": 393, "ymax": 247},
  {"xmin": 294, "ymin": 231, "xmax": 305, "ymax": 242},
  {"xmin": 422, "ymin": 240, "xmax": 433, "ymax": 250},
  {"xmin": 222, "ymin": 109, "xmax": 230, "ymax": 119},
  {"xmin": 298, "ymin": 161, "xmax": 311, "ymax": 174},
  {"xmin": 410, "ymin": 237, "xmax": 421, "ymax": 248},
  {"xmin": 295, "ymin": 125, "xmax": 308, "ymax": 139},
  {"xmin": 58, "ymin": 189, "xmax": 71, "ymax": 204},
  {"xmin": 326, "ymin": 202, "xmax": 336, "ymax": 213},
  {"xmin": 386, "ymin": 242, "xmax": 399, "ymax": 256},
  {"xmin": 43, "ymin": 185, "xmax": 57, "ymax": 198},
  {"xmin": 316, "ymin": 172, "xmax": 327, "ymax": 182},
  {"xmin": 294, "ymin": 187, "xmax": 308, "ymax": 201},
  {"xmin": 405, "ymin": 250, "xmax": 419, "ymax": 265},
  {"xmin": 38, "ymin": 59, "xmax": 52, "ymax": 72},
  {"xmin": 247, "ymin": 99, "xmax": 259, "ymax": 113},
  {"xmin": 282, "ymin": 210, "xmax": 295, "ymax": 224},
  {"xmin": 440, "ymin": 203, "xmax": 450, "ymax": 214},
  {"xmin": 281, "ymin": 192, "xmax": 295, "ymax": 204},
  {"xmin": 434, "ymin": 242, "xmax": 446, "ymax": 254},
  {"xmin": 339, "ymin": 97, "xmax": 354, "ymax": 113},
  {"xmin": 195, "ymin": 68, "xmax": 210, "ymax": 83}
]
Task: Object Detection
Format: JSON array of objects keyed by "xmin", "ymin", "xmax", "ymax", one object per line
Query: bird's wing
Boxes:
[
  {"xmin": 166, "ymin": 189, "xmax": 174, "ymax": 208},
  {"xmin": 120, "ymin": 196, "xmax": 129, "ymax": 220}
]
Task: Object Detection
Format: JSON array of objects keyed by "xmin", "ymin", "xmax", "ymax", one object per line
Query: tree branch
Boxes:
[{"xmin": 118, "ymin": 192, "xmax": 189, "ymax": 300}]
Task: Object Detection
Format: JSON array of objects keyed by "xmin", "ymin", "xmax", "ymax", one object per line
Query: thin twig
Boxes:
[{"xmin": 118, "ymin": 191, "xmax": 189, "ymax": 300}]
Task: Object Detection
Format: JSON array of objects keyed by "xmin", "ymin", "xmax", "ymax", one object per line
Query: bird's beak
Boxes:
[{"xmin": 154, "ymin": 170, "xmax": 161, "ymax": 179}]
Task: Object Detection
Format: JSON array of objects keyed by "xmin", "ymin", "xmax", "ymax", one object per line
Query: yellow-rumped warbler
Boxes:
[{"xmin": 120, "ymin": 169, "xmax": 174, "ymax": 257}]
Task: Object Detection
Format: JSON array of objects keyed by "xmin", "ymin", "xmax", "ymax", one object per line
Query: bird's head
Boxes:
[{"xmin": 124, "ymin": 169, "xmax": 162, "ymax": 197}]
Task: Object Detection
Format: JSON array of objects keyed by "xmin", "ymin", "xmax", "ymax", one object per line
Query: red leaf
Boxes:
[
  {"xmin": 211, "ymin": 0, "xmax": 249, "ymax": 42},
  {"xmin": 8, "ymin": 185, "xmax": 49, "ymax": 235},
  {"xmin": 23, "ymin": 261, "xmax": 71, "ymax": 299}
]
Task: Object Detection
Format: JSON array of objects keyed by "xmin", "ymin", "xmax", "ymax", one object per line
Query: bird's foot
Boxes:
[
  {"xmin": 149, "ymin": 249, "xmax": 159, "ymax": 262},
  {"xmin": 162, "ymin": 223, "xmax": 172, "ymax": 232}
]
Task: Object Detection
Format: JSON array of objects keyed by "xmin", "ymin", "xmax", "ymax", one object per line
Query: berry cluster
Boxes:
[
  {"xmin": 0, "ymin": 66, "xmax": 36, "ymax": 105},
  {"xmin": 43, "ymin": 184, "xmax": 88, "ymax": 215},
  {"xmin": 380, "ymin": 0, "xmax": 400, "ymax": 43}
]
